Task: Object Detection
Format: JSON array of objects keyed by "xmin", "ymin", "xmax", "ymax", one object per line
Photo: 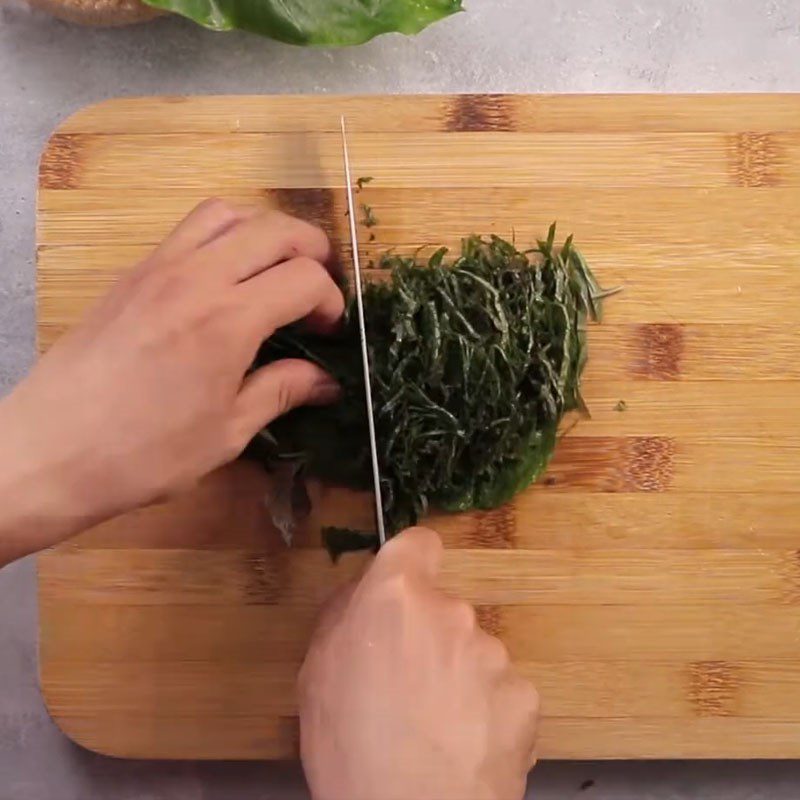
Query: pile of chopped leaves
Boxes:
[{"xmin": 248, "ymin": 227, "xmax": 609, "ymax": 558}]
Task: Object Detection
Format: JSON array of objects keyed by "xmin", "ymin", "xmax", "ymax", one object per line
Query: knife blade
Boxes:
[{"xmin": 340, "ymin": 116, "xmax": 386, "ymax": 547}]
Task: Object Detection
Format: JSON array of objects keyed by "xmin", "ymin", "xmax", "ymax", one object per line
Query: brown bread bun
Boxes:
[{"xmin": 26, "ymin": 0, "xmax": 165, "ymax": 26}]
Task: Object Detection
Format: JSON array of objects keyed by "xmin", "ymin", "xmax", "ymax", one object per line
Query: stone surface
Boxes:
[{"xmin": 1, "ymin": 1, "xmax": 799, "ymax": 797}]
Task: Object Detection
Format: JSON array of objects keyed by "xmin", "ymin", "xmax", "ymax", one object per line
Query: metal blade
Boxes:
[{"xmin": 340, "ymin": 116, "xmax": 386, "ymax": 547}]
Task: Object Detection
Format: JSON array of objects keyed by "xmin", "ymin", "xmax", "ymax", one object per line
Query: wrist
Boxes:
[{"xmin": 0, "ymin": 393, "xmax": 101, "ymax": 565}]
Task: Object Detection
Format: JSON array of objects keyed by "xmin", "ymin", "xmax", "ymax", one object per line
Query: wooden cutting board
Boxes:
[{"xmin": 37, "ymin": 94, "xmax": 800, "ymax": 760}]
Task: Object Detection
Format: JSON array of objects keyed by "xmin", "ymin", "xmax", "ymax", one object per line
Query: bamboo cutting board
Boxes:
[{"xmin": 37, "ymin": 95, "xmax": 800, "ymax": 760}]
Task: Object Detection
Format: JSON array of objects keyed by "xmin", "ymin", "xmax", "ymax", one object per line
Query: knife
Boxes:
[{"xmin": 340, "ymin": 117, "xmax": 387, "ymax": 547}]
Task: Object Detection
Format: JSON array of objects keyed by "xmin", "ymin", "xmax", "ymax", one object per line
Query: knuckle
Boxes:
[
  {"xmin": 259, "ymin": 211, "xmax": 304, "ymax": 258},
  {"xmin": 480, "ymin": 631, "xmax": 511, "ymax": 671},
  {"xmin": 198, "ymin": 197, "xmax": 236, "ymax": 223},
  {"xmin": 461, "ymin": 601, "xmax": 478, "ymax": 630},
  {"xmin": 275, "ymin": 214, "xmax": 330, "ymax": 260},
  {"xmin": 298, "ymin": 217, "xmax": 329, "ymax": 245},
  {"xmin": 373, "ymin": 572, "xmax": 412, "ymax": 610},
  {"xmin": 445, "ymin": 597, "xmax": 478, "ymax": 632}
]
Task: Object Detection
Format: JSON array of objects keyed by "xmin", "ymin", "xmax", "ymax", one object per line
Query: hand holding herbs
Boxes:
[
  {"xmin": 0, "ymin": 200, "xmax": 343, "ymax": 567},
  {"xmin": 299, "ymin": 526, "xmax": 539, "ymax": 800},
  {"xmin": 253, "ymin": 226, "xmax": 609, "ymax": 558}
]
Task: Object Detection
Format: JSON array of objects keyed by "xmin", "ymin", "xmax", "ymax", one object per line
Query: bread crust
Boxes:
[{"xmin": 26, "ymin": 0, "xmax": 164, "ymax": 26}]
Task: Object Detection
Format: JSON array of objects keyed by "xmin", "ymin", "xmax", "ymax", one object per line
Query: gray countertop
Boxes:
[{"xmin": 2, "ymin": 2, "xmax": 800, "ymax": 798}]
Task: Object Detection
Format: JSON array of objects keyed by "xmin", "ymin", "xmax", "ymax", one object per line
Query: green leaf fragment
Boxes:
[
  {"xmin": 323, "ymin": 527, "xmax": 379, "ymax": 561},
  {"xmin": 360, "ymin": 204, "xmax": 378, "ymax": 228}
]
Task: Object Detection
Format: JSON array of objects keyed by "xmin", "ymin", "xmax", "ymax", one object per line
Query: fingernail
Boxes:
[{"xmin": 312, "ymin": 379, "xmax": 341, "ymax": 404}]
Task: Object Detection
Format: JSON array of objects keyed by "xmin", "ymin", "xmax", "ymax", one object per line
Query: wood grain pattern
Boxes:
[
  {"xmin": 37, "ymin": 94, "xmax": 800, "ymax": 760},
  {"xmin": 38, "ymin": 659, "xmax": 800, "ymax": 720}
]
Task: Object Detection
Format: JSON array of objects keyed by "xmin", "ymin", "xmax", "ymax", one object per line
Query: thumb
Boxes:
[
  {"xmin": 235, "ymin": 358, "xmax": 340, "ymax": 436},
  {"xmin": 368, "ymin": 526, "xmax": 444, "ymax": 585}
]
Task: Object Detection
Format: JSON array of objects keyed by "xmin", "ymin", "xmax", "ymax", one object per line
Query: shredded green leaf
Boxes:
[
  {"xmin": 360, "ymin": 203, "xmax": 378, "ymax": 228},
  {"xmin": 251, "ymin": 229, "xmax": 608, "ymax": 558},
  {"xmin": 323, "ymin": 528, "xmax": 380, "ymax": 562}
]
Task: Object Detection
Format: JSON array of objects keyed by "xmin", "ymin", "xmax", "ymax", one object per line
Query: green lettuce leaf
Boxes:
[{"xmin": 143, "ymin": 0, "xmax": 464, "ymax": 45}]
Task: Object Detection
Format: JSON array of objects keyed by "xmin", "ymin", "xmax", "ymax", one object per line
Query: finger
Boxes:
[
  {"xmin": 151, "ymin": 199, "xmax": 259, "ymax": 263},
  {"xmin": 473, "ymin": 628, "xmax": 512, "ymax": 675},
  {"xmin": 239, "ymin": 256, "xmax": 345, "ymax": 338},
  {"xmin": 195, "ymin": 209, "xmax": 331, "ymax": 284},
  {"xmin": 369, "ymin": 526, "xmax": 444, "ymax": 584},
  {"xmin": 437, "ymin": 594, "xmax": 478, "ymax": 634},
  {"xmin": 235, "ymin": 358, "xmax": 340, "ymax": 437}
]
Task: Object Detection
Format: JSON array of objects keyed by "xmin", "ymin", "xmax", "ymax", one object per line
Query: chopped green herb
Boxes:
[
  {"xmin": 360, "ymin": 203, "xmax": 378, "ymax": 228},
  {"xmin": 614, "ymin": 400, "xmax": 627, "ymax": 412},
  {"xmin": 323, "ymin": 527, "xmax": 379, "ymax": 562},
  {"xmin": 369, "ymin": 233, "xmax": 376, "ymax": 242},
  {"xmin": 356, "ymin": 176, "xmax": 374, "ymax": 190},
  {"xmin": 252, "ymin": 227, "xmax": 609, "ymax": 558}
]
